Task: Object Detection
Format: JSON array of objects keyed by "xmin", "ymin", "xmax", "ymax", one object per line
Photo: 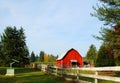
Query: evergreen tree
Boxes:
[
  {"xmin": 0, "ymin": 26, "xmax": 29, "ymax": 67},
  {"xmin": 92, "ymin": 0, "xmax": 120, "ymax": 26},
  {"xmin": 56, "ymin": 55, "xmax": 58, "ymax": 59},
  {"xmin": 0, "ymin": 41, "xmax": 5, "ymax": 66},
  {"xmin": 110, "ymin": 27, "xmax": 120, "ymax": 65},
  {"xmin": 35, "ymin": 55, "xmax": 39, "ymax": 62},
  {"xmin": 92, "ymin": 0, "xmax": 120, "ymax": 65},
  {"xmin": 86, "ymin": 44, "xmax": 97, "ymax": 64},
  {"xmin": 30, "ymin": 51, "xmax": 35, "ymax": 62},
  {"xmin": 39, "ymin": 51, "xmax": 44, "ymax": 62},
  {"xmin": 95, "ymin": 44, "xmax": 115, "ymax": 67},
  {"xmin": 37, "ymin": 55, "xmax": 41, "ymax": 62}
]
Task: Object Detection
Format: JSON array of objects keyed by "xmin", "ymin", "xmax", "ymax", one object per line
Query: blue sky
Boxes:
[{"xmin": 0, "ymin": 0, "xmax": 103, "ymax": 56}]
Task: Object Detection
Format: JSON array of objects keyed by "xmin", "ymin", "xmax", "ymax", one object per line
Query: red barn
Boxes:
[{"xmin": 57, "ymin": 48, "xmax": 83, "ymax": 68}]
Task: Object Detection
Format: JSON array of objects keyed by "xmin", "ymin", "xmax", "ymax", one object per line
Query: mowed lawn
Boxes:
[{"xmin": 0, "ymin": 68, "xmax": 71, "ymax": 83}]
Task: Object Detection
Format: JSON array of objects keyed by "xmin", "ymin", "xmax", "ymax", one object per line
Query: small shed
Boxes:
[{"xmin": 57, "ymin": 48, "xmax": 83, "ymax": 68}]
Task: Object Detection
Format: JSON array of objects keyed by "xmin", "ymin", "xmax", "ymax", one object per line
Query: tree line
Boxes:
[
  {"xmin": 85, "ymin": 0, "xmax": 120, "ymax": 67},
  {"xmin": 30, "ymin": 51, "xmax": 58, "ymax": 63}
]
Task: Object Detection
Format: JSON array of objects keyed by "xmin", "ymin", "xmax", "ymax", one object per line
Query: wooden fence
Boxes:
[{"xmin": 47, "ymin": 66, "xmax": 120, "ymax": 83}]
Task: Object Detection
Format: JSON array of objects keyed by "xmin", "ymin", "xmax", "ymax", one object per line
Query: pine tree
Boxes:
[
  {"xmin": 35, "ymin": 55, "xmax": 39, "ymax": 62},
  {"xmin": 30, "ymin": 51, "xmax": 36, "ymax": 62},
  {"xmin": 39, "ymin": 51, "xmax": 44, "ymax": 62},
  {"xmin": 92, "ymin": 0, "xmax": 120, "ymax": 65},
  {"xmin": 0, "ymin": 26, "xmax": 29, "ymax": 67},
  {"xmin": 95, "ymin": 44, "xmax": 115, "ymax": 67},
  {"xmin": 92, "ymin": 0, "xmax": 120, "ymax": 26},
  {"xmin": 0, "ymin": 41, "xmax": 5, "ymax": 66},
  {"xmin": 86, "ymin": 44, "xmax": 97, "ymax": 65}
]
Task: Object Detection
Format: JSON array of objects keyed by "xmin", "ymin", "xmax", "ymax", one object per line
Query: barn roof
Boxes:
[{"xmin": 57, "ymin": 48, "xmax": 74, "ymax": 60}]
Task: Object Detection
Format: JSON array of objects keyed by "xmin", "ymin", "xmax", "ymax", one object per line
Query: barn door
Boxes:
[{"xmin": 71, "ymin": 60, "xmax": 77, "ymax": 68}]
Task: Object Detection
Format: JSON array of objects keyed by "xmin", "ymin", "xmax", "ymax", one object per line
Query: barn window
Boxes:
[{"xmin": 71, "ymin": 60, "xmax": 77, "ymax": 67}]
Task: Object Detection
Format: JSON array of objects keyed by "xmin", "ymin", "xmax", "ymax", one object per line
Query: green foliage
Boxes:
[
  {"xmin": 48, "ymin": 54, "xmax": 57, "ymax": 62},
  {"xmin": 0, "ymin": 41, "xmax": 5, "ymax": 66},
  {"xmin": 35, "ymin": 62, "xmax": 56, "ymax": 65},
  {"xmin": 114, "ymin": 50, "xmax": 120, "ymax": 66},
  {"xmin": 39, "ymin": 51, "xmax": 44, "ymax": 62},
  {"xmin": 35, "ymin": 55, "xmax": 39, "ymax": 62},
  {"xmin": 95, "ymin": 44, "xmax": 115, "ymax": 67},
  {"xmin": 94, "ymin": 27, "xmax": 120, "ymax": 66},
  {"xmin": 92, "ymin": 0, "xmax": 120, "ymax": 26},
  {"xmin": 35, "ymin": 51, "xmax": 57, "ymax": 63},
  {"xmin": 92, "ymin": 0, "xmax": 120, "ymax": 66},
  {"xmin": 30, "ymin": 51, "xmax": 36, "ymax": 62},
  {"xmin": 111, "ymin": 27, "xmax": 120, "ymax": 65},
  {"xmin": 0, "ymin": 26, "xmax": 29, "ymax": 67},
  {"xmin": 86, "ymin": 44, "xmax": 97, "ymax": 64}
]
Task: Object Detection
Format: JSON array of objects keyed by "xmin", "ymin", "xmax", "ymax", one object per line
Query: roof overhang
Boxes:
[{"xmin": 70, "ymin": 60, "xmax": 77, "ymax": 62}]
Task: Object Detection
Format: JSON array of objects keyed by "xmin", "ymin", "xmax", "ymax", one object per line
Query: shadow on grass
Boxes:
[
  {"xmin": 15, "ymin": 73, "xmax": 67, "ymax": 83},
  {"xmin": 0, "ymin": 68, "xmax": 72, "ymax": 83},
  {"xmin": 0, "ymin": 67, "xmax": 40, "ymax": 75},
  {"xmin": 0, "ymin": 67, "xmax": 7, "ymax": 75},
  {"xmin": 15, "ymin": 68, "xmax": 40, "ymax": 74}
]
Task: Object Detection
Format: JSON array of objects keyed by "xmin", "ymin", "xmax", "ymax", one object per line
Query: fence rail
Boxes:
[
  {"xmin": 78, "ymin": 66, "xmax": 120, "ymax": 71},
  {"xmin": 47, "ymin": 66, "xmax": 120, "ymax": 83}
]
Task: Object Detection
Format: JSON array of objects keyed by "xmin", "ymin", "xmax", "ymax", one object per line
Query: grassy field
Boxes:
[
  {"xmin": 0, "ymin": 67, "xmax": 71, "ymax": 83},
  {"xmin": 1, "ymin": 67, "xmax": 120, "ymax": 83},
  {"xmin": 34, "ymin": 62, "xmax": 56, "ymax": 65}
]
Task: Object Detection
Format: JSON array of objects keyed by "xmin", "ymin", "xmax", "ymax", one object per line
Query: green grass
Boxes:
[
  {"xmin": 0, "ymin": 68, "xmax": 71, "ymax": 83},
  {"xmin": 34, "ymin": 62, "xmax": 56, "ymax": 65}
]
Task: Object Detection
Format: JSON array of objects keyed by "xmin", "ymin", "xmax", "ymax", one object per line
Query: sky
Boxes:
[{"xmin": 0, "ymin": 0, "xmax": 104, "ymax": 56}]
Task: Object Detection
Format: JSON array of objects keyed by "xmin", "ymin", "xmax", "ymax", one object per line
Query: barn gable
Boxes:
[{"xmin": 57, "ymin": 48, "xmax": 74, "ymax": 60}]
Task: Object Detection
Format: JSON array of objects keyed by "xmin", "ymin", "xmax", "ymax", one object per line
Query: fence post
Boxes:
[
  {"xmin": 77, "ymin": 69, "xmax": 79, "ymax": 80},
  {"xmin": 61, "ymin": 67, "xmax": 64, "ymax": 77},
  {"xmin": 95, "ymin": 71, "xmax": 98, "ymax": 83},
  {"xmin": 56, "ymin": 67, "xmax": 57, "ymax": 76},
  {"xmin": 50, "ymin": 66, "xmax": 52, "ymax": 74}
]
